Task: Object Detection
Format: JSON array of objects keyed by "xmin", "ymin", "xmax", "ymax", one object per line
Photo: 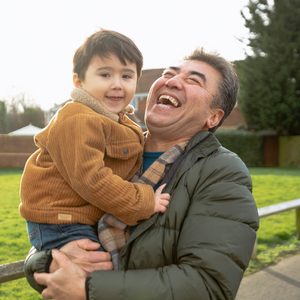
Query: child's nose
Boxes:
[{"xmin": 111, "ymin": 77, "xmax": 123, "ymax": 90}]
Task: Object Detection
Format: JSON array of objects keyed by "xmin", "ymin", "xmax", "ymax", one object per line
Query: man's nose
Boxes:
[{"xmin": 165, "ymin": 75, "xmax": 183, "ymax": 90}]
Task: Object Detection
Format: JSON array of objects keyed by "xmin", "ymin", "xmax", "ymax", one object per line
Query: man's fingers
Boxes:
[
  {"xmin": 41, "ymin": 288, "xmax": 53, "ymax": 299},
  {"xmin": 52, "ymin": 249, "xmax": 71, "ymax": 268},
  {"xmin": 49, "ymin": 259, "xmax": 59, "ymax": 273},
  {"xmin": 76, "ymin": 239, "xmax": 101, "ymax": 251},
  {"xmin": 35, "ymin": 248, "xmax": 88, "ymax": 299},
  {"xmin": 70, "ymin": 248, "xmax": 111, "ymax": 264},
  {"xmin": 34, "ymin": 272, "xmax": 48, "ymax": 286},
  {"xmin": 73, "ymin": 250, "xmax": 111, "ymax": 264},
  {"xmin": 85, "ymin": 260, "xmax": 114, "ymax": 273},
  {"xmin": 74, "ymin": 257, "xmax": 113, "ymax": 275},
  {"xmin": 85, "ymin": 250, "xmax": 111, "ymax": 263},
  {"xmin": 59, "ymin": 239, "xmax": 112, "ymax": 267}
]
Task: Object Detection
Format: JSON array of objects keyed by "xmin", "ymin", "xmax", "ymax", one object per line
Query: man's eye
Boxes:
[
  {"xmin": 187, "ymin": 77, "xmax": 201, "ymax": 85},
  {"xmin": 163, "ymin": 72, "xmax": 174, "ymax": 78}
]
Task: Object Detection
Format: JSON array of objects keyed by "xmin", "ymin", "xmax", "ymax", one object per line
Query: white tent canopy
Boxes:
[{"xmin": 8, "ymin": 124, "xmax": 43, "ymax": 136}]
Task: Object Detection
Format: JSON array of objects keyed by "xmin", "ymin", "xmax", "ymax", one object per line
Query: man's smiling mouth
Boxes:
[{"xmin": 158, "ymin": 95, "xmax": 180, "ymax": 107}]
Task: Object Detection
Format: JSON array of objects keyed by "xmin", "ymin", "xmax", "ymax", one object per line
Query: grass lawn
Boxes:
[
  {"xmin": 0, "ymin": 167, "xmax": 300, "ymax": 298},
  {"xmin": 246, "ymin": 167, "xmax": 300, "ymax": 275},
  {"xmin": 0, "ymin": 168, "xmax": 42, "ymax": 299}
]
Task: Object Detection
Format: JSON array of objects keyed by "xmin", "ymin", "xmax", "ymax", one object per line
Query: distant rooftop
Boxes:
[
  {"xmin": 8, "ymin": 124, "xmax": 43, "ymax": 136},
  {"xmin": 136, "ymin": 68, "xmax": 165, "ymax": 93}
]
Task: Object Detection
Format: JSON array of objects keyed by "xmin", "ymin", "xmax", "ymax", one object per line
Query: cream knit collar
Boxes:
[{"xmin": 70, "ymin": 88, "xmax": 134, "ymax": 123}]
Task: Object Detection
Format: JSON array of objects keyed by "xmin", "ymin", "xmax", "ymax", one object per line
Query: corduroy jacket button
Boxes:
[{"xmin": 123, "ymin": 148, "xmax": 128, "ymax": 154}]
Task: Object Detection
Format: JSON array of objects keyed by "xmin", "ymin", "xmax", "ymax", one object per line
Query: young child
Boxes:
[{"xmin": 19, "ymin": 29, "xmax": 170, "ymax": 251}]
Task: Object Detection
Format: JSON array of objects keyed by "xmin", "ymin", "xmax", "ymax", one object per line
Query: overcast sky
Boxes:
[{"xmin": 0, "ymin": 0, "xmax": 252, "ymax": 110}]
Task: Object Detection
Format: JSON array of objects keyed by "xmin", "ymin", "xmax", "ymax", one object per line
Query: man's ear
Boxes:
[
  {"xmin": 206, "ymin": 109, "xmax": 224, "ymax": 129},
  {"xmin": 73, "ymin": 74, "xmax": 82, "ymax": 88}
]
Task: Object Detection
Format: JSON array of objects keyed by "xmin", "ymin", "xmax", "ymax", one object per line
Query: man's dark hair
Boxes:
[
  {"xmin": 73, "ymin": 28, "xmax": 143, "ymax": 81},
  {"xmin": 184, "ymin": 47, "xmax": 239, "ymax": 132}
]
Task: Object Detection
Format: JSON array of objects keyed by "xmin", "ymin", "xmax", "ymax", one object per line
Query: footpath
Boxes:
[{"xmin": 236, "ymin": 253, "xmax": 300, "ymax": 300}]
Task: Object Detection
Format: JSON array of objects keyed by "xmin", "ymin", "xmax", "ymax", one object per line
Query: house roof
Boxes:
[
  {"xmin": 136, "ymin": 68, "xmax": 165, "ymax": 93},
  {"xmin": 8, "ymin": 124, "xmax": 43, "ymax": 136}
]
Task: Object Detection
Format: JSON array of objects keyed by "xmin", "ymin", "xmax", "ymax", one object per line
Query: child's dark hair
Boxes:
[{"xmin": 73, "ymin": 28, "xmax": 143, "ymax": 81}]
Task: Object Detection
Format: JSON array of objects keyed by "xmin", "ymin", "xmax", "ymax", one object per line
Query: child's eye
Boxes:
[
  {"xmin": 123, "ymin": 74, "xmax": 132, "ymax": 79},
  {"xmin": 100, "ymin": 73, "xmax": 110, "ymax": 78}
]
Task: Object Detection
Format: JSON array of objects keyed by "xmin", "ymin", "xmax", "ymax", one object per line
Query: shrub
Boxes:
[{"xmin": 215, "ymin": 130, "xmax": 264, "ymax": 167}]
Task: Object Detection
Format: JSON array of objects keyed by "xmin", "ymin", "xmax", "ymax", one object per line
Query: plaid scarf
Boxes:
[{"xmin": 98, "ymin": 141, "xmax": 189, "ymax": 270}]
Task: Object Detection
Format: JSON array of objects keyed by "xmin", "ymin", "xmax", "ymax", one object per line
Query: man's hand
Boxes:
[
  {"xmin": 35, "ymin": 249, "xmax": 86, "ymax": 300},
  {"xmin": 50, "ymin": 239, "xmax": 113, "ymax": 275}
]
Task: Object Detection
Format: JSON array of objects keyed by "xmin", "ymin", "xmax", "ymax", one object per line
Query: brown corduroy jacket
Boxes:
[{"xmin": 19, "ymin": 88, "xmax": 154, "ymax": 226}]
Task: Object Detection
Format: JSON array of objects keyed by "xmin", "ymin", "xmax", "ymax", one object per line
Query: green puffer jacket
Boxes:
[{"xmin": 25, "ymin": 131, "xmax": 259, "ymax": 300}]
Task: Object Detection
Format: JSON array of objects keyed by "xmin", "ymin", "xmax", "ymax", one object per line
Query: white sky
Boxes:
[{"xmin": 0, "ymin": 0, "xmax": 251, "ymax": 111}]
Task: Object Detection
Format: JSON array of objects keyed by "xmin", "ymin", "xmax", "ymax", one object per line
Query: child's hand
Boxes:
[{"xmin": 152, "ymin": 183, "xmax": 170, "ymax": 215}]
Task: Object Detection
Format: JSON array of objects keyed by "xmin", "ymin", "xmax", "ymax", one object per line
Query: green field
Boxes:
[
  {"xmin": 0, "ymin": 167, "xmax": 300, "ymax": 298},
  {"xmin": 246, "ymin": 167, "xmax": 300, "ymax": 275},
  {"xmin": 0, "ymin": 168, "xmax": 42, "ymax": 299}
]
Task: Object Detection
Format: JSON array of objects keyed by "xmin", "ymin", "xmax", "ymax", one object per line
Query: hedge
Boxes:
[{"xmin": 215, "ymin": 130, "xmax": 264, "ymax": 168}]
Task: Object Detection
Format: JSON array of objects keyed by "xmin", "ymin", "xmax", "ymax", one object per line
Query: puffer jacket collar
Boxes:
[
  {"xmin": 161, "ymin": 130, "xmax": 220, "ymax": 194},
  {"xmin": 119, "ymin": 130, "xmax": 221, "ymax": 270},
  {"xmin": 185, "ymin": 130, "xmax": 221, "ymax": 157}
]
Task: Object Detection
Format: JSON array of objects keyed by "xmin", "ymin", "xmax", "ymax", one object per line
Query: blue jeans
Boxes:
[{"xmin": 26, "ymin": 221, "xmax": 104, "ymax": 251}]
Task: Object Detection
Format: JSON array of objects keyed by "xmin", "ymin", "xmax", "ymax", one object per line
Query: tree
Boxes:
[
  {"xmin": 4, "ymin": 92, "xmax": 45, "ymax": 133},
  {"xmin": 21, "ymin": 106, "xmax": 45, "ymax": 128},
  {"xmin": 239, "ymin": 0, "xmax": 300, "ymax": 135},
  {"xmin": 0, "ymin": 101, "xmax": 8, "ymax": 134}
]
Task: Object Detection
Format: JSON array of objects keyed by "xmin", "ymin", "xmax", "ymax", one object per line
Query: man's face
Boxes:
[
  {"xmin": 74, "ymin": 55, "xmax": 137, "ymax": 114},
  {"xmin": 145, "ymin": 60, "xmax": 223, "ymax": 140}
]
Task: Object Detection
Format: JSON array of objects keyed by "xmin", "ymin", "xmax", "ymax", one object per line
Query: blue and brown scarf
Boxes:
[{"xmin": 98, "ymin": 141, "xmax": 189, "ymax": 270}]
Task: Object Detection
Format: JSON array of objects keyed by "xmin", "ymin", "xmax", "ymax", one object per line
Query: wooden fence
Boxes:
[
  {"xmin": 0, "ymin": 260, "xmax": 25, "ymax": 283},
  {"xmin": 251, "ymin": 198, "xmax": 300, "ymax": 259}
]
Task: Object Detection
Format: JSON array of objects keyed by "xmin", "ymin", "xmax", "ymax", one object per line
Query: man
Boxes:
[{"xmin": 26, "ymin": 48, "xmax": 259, "ymax": 300}]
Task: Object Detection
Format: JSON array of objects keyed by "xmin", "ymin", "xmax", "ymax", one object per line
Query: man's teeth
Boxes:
[{"xmin": 158, "ymin": 95, "xmax": 179, "ymax": 107}]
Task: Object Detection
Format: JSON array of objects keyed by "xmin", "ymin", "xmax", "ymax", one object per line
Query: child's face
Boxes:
[{"xmin": 74, "ymin": 54, "xmax": 137, "ymax": 114}]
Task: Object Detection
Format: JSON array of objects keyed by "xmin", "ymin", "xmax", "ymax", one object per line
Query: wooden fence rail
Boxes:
[
  {"xmin": 251, "ymin": 198, "xmax": 300, "ymax": 259},
  {"xmin": 0, "ymin": 260, "xmax": 25, "ymax": 283},
  {"xmin": 1, "ymin": 198, "xmax": 300, "ymax": 283}
]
